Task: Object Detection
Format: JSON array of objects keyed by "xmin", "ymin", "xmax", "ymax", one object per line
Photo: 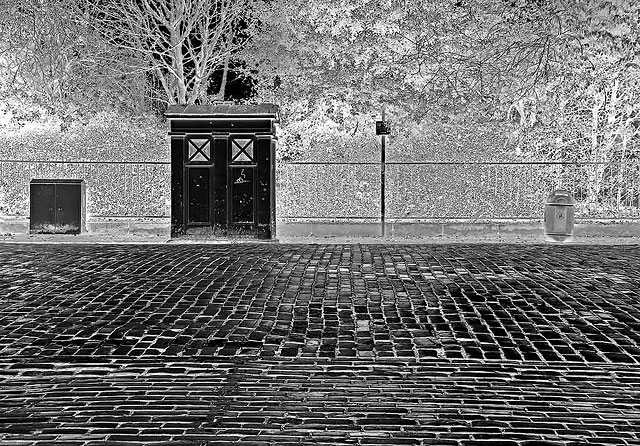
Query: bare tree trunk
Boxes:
[
  {"xmin": 217, "ymin": 56, "xmax": 230, "ymax": 101},
  {"xmin": 80, "ymin": 0, "xmax": 248, "ymax": 106},
  {"xmin": 154, "ymin": 67, "xmax": 176, "ymax": 105},
  {"xmin": 586, "ymin": 90, "xmax": 605, "ymax": 212},
  {"xmin": 172, "ymin": 38, "xmax": 188, "ymax": 105},
  {"xmin": 617, "ymin": 130, "xmax": 627, "ymax": 210}
]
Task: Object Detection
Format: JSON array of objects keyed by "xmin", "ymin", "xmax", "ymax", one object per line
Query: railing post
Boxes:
[{"xmin": 380, "ymin": 109, "xmax": 386, "ymax": 237}]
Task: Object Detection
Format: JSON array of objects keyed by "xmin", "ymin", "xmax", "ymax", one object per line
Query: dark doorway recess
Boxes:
[
  {"xmin": 166, "ymin": 104, "xmax": 279, "ymax": 239},
  {"xmin": 30, "ymin": 179, "xmax": 85, "ymax": 234}
]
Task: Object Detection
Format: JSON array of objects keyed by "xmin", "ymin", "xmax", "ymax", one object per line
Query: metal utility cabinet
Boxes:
[
  {"xmin": 30, "ymin": 179, "xmax": 85, "ymax": 234},
  {"xmin": 165, "ymin": 104, "xmax": 279, "ymax": 239}
]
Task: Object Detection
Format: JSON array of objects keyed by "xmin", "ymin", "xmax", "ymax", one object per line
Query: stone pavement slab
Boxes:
[
  {"xmin": 2, "ymin": 232, "xmax": 640, "ymax": 245},
  {"xmin": 0, "ymin": 243, "xmax": 639, "ymax": 444},
  {"xmin": 0, "ymin": 233, "xmax": 172, "ymax": 245}
]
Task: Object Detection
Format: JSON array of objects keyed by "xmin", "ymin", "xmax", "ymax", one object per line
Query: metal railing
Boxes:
[{"xmin": 277, "ymin": 161, "xmax": 640, "ymax": 220}]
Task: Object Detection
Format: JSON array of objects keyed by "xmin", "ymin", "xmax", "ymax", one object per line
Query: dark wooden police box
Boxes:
[{"xmin": 165, "ymin": 104, "xmax": 279, "ymax": 239}]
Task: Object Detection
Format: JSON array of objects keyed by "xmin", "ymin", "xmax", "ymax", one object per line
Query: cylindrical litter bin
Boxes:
[{"xmin": 544, "ymin": 189, "xmax": 575, "ymax": 242}]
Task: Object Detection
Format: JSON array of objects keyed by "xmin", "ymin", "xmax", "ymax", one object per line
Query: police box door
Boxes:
[
  {"xmin": 227, "ymin": 136, "xmax": 257, "ymax": 234},
  {"xmin": 226, "ymin": 134, "xmax": 273, "ymax": 238},
  {"xmin": 184, "ymin": 136, "xmax": 214, "ymax": 227},
  {"xmin": 183, "ymin": 133, "xmax": 272, "ymax": 237}
]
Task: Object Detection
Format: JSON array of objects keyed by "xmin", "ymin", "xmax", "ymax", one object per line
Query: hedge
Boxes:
[
  {"xmin": 277, "ymin": 162, "xmax": 640, "ymax": 220},
  {"xmin": 0, "ymin": 112, "xmax": 167, "ymax": 162},
  {"xmin": 0, "ymin": 161, "xmax": 169, "ymax": 217},
  {"xmin": 0, "ymin": 112, "xmax": 169, "ymax": 217}
]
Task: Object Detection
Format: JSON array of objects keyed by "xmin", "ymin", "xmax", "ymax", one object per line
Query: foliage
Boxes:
[
  {"xmin": 0, "ymin": 0, "xmax": 87, "ymax": 103},
  {"xmin": 0, "ymin": 0, "xmax": 257, "ymax": 112},
  {"xmin": 0, "ymin": 0, "xmax": 148, "ymax": 115},
  {"xmin": 0, "ymin": 111, "xmax": 167, "ymax": 162},
  {"xmin": 84, "ymin": 0, "xmax": 255, "ymax": 105},
  {"xmin": 508, "ymin": 0, "xmax": 640, "ymax": 208},
  {"xmin": 244, "ymin": 0, "xmax": 563, "ymax": 112},
  {"xmin": 387, "ymin": 113, "xmax": 517, "ymax": 162},
  {"xmin": 274, "ymin": 101, "xmax": 515, "ymax": 163},
  {"xmin": 242, "ymin": 0, "xmax": 569, "ymax": 166},
  {"xmin": 275, "ymin": 99, "xmax": 379, "ymax": 162}
]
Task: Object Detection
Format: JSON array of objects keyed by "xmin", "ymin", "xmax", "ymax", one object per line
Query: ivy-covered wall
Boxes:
[
  {"xmin": 0, "ymin": 162, "xmax": 169, "ymax": 217},
  {"xmin": 0, "ymin": 113, "xmax": 170, "ymax": 225},
  {"xmin": 277, "ymin": 162, "xmax": 554, "ymax": 221},
  {"xmin": 277, "ymin": 159, "xmax": 640, "ymax": 221},
  {"xmin": 277, "ymin": 164, "xmax": 380, "ymax": 219},
  {"xmin": 275, "ymin": 117, "xmax": 530, "ymax": 221},
  {"xmin": 3, "ymin": 108, "xmax": 635, "ymax": 237},
  {"xmin": 276, "ymin": 117, "xmax": 640, "ymax": 222},
  {"xmin": 386, "ymin": 164, "xmax": 555, "ymax": 219}
]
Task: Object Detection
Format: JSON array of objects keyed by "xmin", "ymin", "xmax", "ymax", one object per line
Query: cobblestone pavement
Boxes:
[{"xmin": 0, "ymin": 243, "xmax": 639, "ymax": 445}]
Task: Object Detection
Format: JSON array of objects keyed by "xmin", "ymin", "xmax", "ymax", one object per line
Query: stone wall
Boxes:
[{"xmin": 0, "ymin": 114, "xmax": 170, "ymax": 235}]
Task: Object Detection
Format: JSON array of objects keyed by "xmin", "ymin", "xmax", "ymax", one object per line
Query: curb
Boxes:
[{"xmin": 1, "ymin": 234, "xmax": 639, "ymax": 245}]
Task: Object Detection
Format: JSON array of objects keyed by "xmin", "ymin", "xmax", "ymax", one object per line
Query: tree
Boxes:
[
  {"xmin": 508, "ymin": 0, "xmax": 640, "ymax": 212},
  {"xmin": 243, "ymin": 0, "xmax": 564, "ymax": 115},
  {"xmin": 238, "ymin": 0, "xmax": 567, "ymax": 162},
  {"xmin": 0, "ymin": 0, "xmax": 83, "ymax": 103},
  {"xmin": 0, "ymin": 0, "xmax": 150, "ymax": 119},
  {"xmin": 84, "ymin": 0, "xmax": 255, "ymax": 105},
  {"xmin": 0, "ymin": 0, "xmax": 95, "ymax": 112}
]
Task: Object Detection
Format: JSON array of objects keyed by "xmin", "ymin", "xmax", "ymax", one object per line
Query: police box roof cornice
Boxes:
[{"xmin": 165, "ymin": 104, "xmax": 279, "ymax": 120}]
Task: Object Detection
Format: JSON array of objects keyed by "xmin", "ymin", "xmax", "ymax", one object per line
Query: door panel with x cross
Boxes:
[
  {"xmin": 229, "ymin": 136, "xmax": 257, "ymax": 229},
  {"xmin": 185, "ymin": 136, "xmax": 213, "ymax": 225}
]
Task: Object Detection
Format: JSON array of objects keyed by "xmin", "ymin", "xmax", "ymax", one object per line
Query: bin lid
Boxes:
[{"xmin": 546, "ymin": 189, "xmax": 575, "ymax": 205}]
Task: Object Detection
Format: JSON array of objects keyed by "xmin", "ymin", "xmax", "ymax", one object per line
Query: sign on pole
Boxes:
[
  {"xmin": 378, "ymin": 110, "xmax": 389, "ymax": 237},
  {"xmin": 376, "ymin": 120, "xmax": 391, "ymax": 135}
]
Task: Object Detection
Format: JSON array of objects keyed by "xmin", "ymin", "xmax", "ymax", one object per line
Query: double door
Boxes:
[
  {"xmin": 182, "ymin": 135, "xmax": 271, "ymax": 237},
  {"xmin": 30, "ymin": 180, "xmax": 83, "ymax": 234},
  {"xmin": 186, "ymin": 166, "xmax": 256, "ymax": 230}
]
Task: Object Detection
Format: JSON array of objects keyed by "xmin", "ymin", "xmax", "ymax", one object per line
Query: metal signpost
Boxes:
[{"xmin": 376, "ymin": 110, "xmax": 391, "ymax": 237}]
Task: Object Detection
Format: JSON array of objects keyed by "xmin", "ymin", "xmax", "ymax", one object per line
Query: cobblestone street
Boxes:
[{"xmin": 1, "ymin": 243, "xmax": 639, "ymax": 445}]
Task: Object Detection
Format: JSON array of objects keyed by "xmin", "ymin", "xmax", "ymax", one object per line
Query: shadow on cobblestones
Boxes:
[
  {"xmin": 1, "ymin": 243, "xmax": 639, "ymax": 445},
  {"xmin": 0, "ymin": 357, "xmax": 639, "ymax": 445}
]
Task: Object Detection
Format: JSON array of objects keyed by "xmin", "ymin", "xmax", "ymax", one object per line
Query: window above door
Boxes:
[
  {"xmin": 186, "ymin": 136, "xmax": 211, "ymax": 163},
  {"xmin": 230, "ymin": 137, "xmax": 254, "ymax": 164}
]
